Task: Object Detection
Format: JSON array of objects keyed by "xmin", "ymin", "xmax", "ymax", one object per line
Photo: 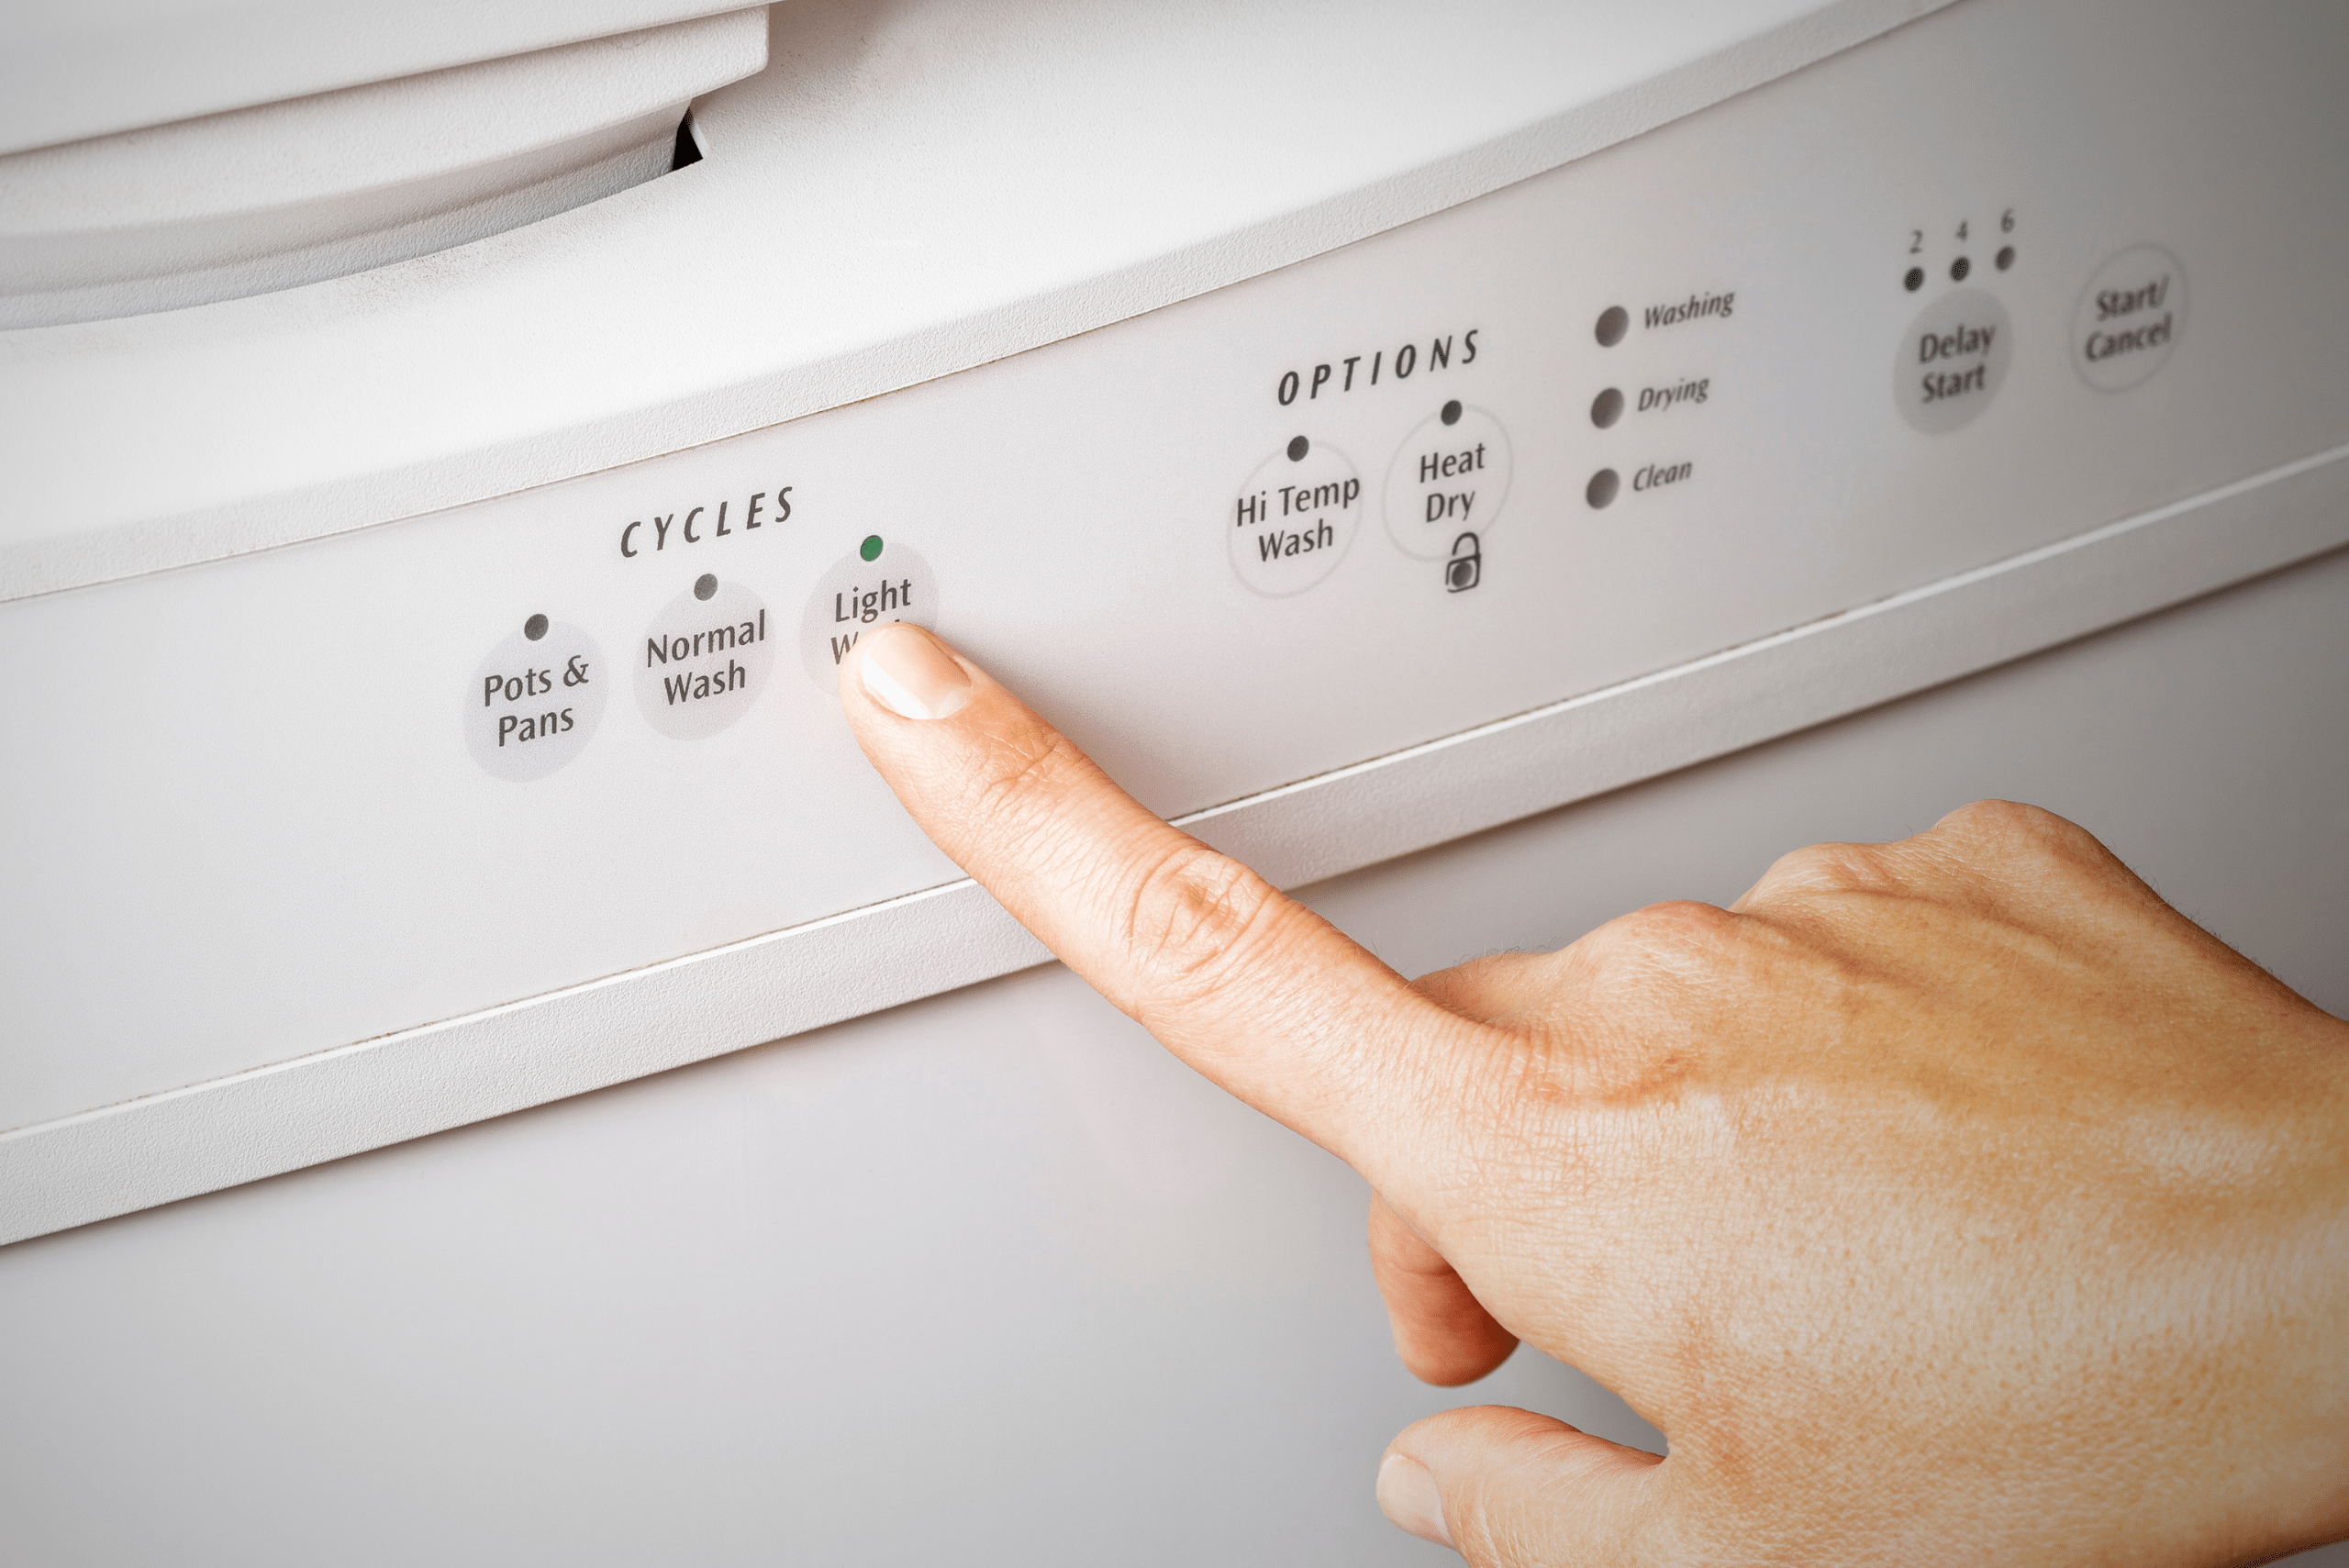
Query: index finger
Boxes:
[{"xmin": 838, "ymin": 622, "xmax": 1475, "ymax": 1174}]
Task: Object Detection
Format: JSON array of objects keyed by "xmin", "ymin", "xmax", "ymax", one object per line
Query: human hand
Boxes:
[{"xmin": 838, "ymin": 622, "xmax": 2349, "ymax": 1566}]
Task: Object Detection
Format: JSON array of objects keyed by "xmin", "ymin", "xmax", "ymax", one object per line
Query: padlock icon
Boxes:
[{"xmin": 1444, "ymin": 531, "xmax": 1481, "ymax": 593}]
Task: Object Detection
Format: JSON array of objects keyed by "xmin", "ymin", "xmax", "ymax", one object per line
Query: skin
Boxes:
[{"xmin": 837, "ymin": 622, "xmax": 2349, "ymax": 1566}]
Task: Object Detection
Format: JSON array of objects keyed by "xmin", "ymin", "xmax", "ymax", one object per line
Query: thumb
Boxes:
[{"xmin": 1376, "ymin": 1406, "xmax": 1663, "ymax": 1565}]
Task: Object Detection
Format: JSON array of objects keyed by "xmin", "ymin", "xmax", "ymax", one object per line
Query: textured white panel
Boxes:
[
  {"xmin": 0, "ymin": 0, "xmax": 1948, "ymax": 599},
  {"xmin": 4, "ymin": 446, "xmax": 2344, "ymax": 1245},
  {"xmin": 0, "ymin": 0, "xmax": 767, "ymax": 155},
  {"xmin": 0, "ymin": 10, "xmax": 769, "ymax": 327}
]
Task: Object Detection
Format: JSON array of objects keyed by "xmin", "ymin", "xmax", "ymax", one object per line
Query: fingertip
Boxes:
[
  {"xmin": 1375, "ymin": 1451, "xmax": 1454, "ymax": 1549},
  {"xmin": 845, "ymin": 622, "xmax": 974, "ymax": 722},
  {"xmin": 1386, "ymin": 1407, "xmax": 1663, "ymax": 1562}
]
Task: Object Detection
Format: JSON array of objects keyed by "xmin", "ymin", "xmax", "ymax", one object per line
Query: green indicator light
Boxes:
[{"xmin": 860, "ymin": 534, "xmax": 884, "ymax": 562}]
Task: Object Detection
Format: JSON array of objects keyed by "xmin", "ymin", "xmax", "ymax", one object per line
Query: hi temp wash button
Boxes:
[
  {"xmin": 1230, "ymin": 435, "xmax": 1359, "ymax": 595},
  {"xmin": 636, "ymin": 573, "xmax": 775, "ymax": 739},
  {"xmin": 1384, "ymin": 399, "xmax": 1512, "ymax": 560},
  {"xmin": 1893, "ymin": 287, "xmax": 2013, "ymax": 434},
  {"xmin": 466, "ymin": 613, "xmax": 607, "ymax": 781},
  {"xmin": 801, "ymin": 534, "xmax": 940, "ymax": 692}
]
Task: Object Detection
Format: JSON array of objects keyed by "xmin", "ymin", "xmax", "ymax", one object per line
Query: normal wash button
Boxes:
[{"xmin": 636, "ymin": 573, "xmax": 775, "ymax": 740}]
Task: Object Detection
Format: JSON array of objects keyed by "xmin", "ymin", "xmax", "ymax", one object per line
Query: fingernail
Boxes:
[
  {"xmin": 856, "ymin": 624, "xmax": 972, "ymax": 721},
  {"xmin": 1376, "ymin": 1452, "xmax": 1453, "ymax": 1550}
]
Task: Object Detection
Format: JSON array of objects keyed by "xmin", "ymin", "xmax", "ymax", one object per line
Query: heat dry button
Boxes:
[
  {"xmin": 1893, "ymin": 287, "xmax": 2013, "ymax": 434},
  {"xmin": 636, "ymin": 573, "xmax": 775, "ymax": 739},
  {"xmin": 1384, "ymin": 399, "xmax": 1512, "ymax": 559},
  {"xmin": 466, "ymin": 614, "xmax": 607, "ymax": 782},
  {"xmin": 800, "ymin": 533, "xmax": 940, "ymax": 692},
  {"xmin": 2074, "ymin": 245, "xmax": 2186, "ymax": 392},
  {"xmin": 1230, "ymin": 436, "xmax": 1359, "ymax": 596}
]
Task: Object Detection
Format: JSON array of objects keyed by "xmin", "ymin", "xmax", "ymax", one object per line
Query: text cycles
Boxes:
[
  {"xmin": 1231, "ymin": 439, "xmax": 1360, "ymax": 595},
  {"xmin": 465, "ymin": 619, "xmax": 608, "ymax": 783},
  {"xmin": 1275, "ymin": 329, "xmax": 1479, "ymax": 406},
  {"xmin": 636, "ymin": 578, "xmax": 775, "ymax": 740},
  {"xmin": 1385, "ymin": 403, "xmax": 1513, "ymax": 561},
  {"xmin": 618, "ymin": 485, "xmax": 794, "ymax": 559},
  {"xmin": 1896, "ymin": 288, "xmax": 2012, "ymax": 435},
  {"xmin": 799, "ymin": 539, "xmax": 941, "ymax": 693},
  {"xmin": 2074, "ymin": 246, "xmax": 2185, "ymax": 393}
]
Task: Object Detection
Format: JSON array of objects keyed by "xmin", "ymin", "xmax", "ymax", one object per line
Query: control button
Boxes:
[
  {"xmin": 1893, "ymin": 287, "xmax": 2012, "ymax": 434},
  {"xmin": 1230, "ymin": 437, "xmax": 1359, "ymax": 596},
  {"xmin": 466, "ymin": 616, "xmax": 607, "ymax": 781},
  {"xmin": 1384, "ymin": 402, "xmax": 1512, "ymax": 560},
  {"xmin": 636, "ymin": 575, "xmax": 774, "ymax": 739},
  {"xmin": 2073, "ymin": 244, "xmax": 2185, "ymax": 392},
  {"xmin": 801, "ymin": 534, "xmax": 939, "ymax": 691}
]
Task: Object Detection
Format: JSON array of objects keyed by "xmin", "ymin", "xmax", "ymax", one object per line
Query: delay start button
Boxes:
[
  {"xmin": 1893, "ymin": 287, "xmax": 2013, "ymax": 434},
  {"xmin": 1230, "ymin": 436, "xmax": 1359, "ymax": 596},
  {"xmin": 1385, "ymin": 400, "xmax": 1512, "ymax": 560},
  {"xmin": 800, "ymin": 534, "xmax": 940, "ymax": 692},
  {"xmin": 636, "ymin": 573, "xmax": 775, "ymax": 740}
]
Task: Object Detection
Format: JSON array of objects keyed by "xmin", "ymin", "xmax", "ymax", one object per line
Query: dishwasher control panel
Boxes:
[{"xmin": 3, "ymin": 0, "xmax": 2343, "ymax": 1179}]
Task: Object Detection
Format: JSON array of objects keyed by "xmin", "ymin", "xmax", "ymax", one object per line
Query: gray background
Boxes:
[{"xmin": 2, "ymin": 547, "xmax": 2343, "ymax": 1565}]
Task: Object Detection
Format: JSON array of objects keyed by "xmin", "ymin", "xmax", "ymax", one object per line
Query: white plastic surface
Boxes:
[
  {"xmin": 0, "ymin": 0, "xmax": 1948, "ymax": 600},
  {"xmin": 2, "ymin": 0, "xmax": 2346, "ymax": 1240},
  {"xmin": 1, "ymin": 541, "xmax": 2343, "ymax": 1564},
  {"xmin": 6, "ymin": 446, "xmax": 2342, "ymax": 1245},
  {"xmin": 0, "ymin": 0, "xmax": 768, "ymax": 155},
  {"xmin": 0, "ymin": 10, "xmax": 770, "ymax": 328}
]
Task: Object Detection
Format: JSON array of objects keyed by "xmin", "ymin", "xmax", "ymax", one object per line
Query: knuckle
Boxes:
[
  {"xmin": 1114, "ymin": 840, "xmax": 1283, "ymax": 999},
  {"xmin": 1599, "ymin": 899, "xmax": 1740, "ymax": 962},
  {"xmin": 1754, "ymin": 838, "xmax": 1898, "ymax": 898},
  {"xmin": 1573, "ymin": 900, "xmax": 1742, "ymax": 993},
  {"xmin": 1925, "ymin": 798, "xmax": 2119, "ymax": 883},
  {"xmin": 965, "ymin": 726, "xmax": 1084, "ymax": 830}
]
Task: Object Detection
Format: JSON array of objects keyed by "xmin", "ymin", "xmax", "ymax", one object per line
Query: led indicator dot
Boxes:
[
  {"xmin": 1586, "ymin": 469, "xmax": 1620, "ymax": 509},
  {"xmin": 859, "ymin": 535, "xmax": 884, "ymax": 562},
  {"xmin": 1595, "ymin": 306, "xmax": 1629, "ymax": 347},
  {"xmin": 1590, "ymin": 387, "xmax": 1624, "ymax": 428},
  {"xmin": 1950, "ymin": 255, "xmax": 1972, "ymax": 283},
  {"xmin": 1996, "ymin": 245, "xmax": 2015, "ymax": 272},
  {"xmin": 1286, "ymin": 436, "xmax": 1309, "ymax": 462},
  {"xmin": 523, "ymin": 613, "xmax": 549, "ymax": 640},
  {"xmin": 1904, "ymin": 266, "xmax": 1925, "ymax": 293},
  {"xmin": 694, "ymin": 573, "xmax": 718, "ymax": 600},
  {"xmin": 1441, "ymin": 400, "xmax": 1463, "ymax": 427}
]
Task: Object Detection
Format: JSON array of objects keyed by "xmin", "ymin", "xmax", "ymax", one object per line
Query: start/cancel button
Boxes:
[{"xmin": 2074, "ymin": 244, "xmax": 2186, "ymax": 393}]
